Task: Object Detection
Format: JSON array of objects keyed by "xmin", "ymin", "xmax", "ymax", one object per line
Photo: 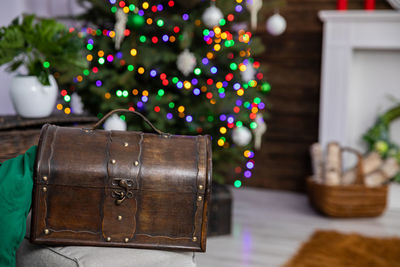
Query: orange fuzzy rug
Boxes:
[{"xmin": 284, "ymin": 230, "xmax": 400, "ymax": 267}]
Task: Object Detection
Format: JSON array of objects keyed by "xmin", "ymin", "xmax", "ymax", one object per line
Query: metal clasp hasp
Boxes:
[{"xmin": 112, "ymin": 179, "xmax": 134, "ymax": 205}]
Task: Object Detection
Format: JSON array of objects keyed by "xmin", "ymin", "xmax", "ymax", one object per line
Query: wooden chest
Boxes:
[{"xmin": 31, "ymin": 110, "xmax": 212, "ymax": 252}]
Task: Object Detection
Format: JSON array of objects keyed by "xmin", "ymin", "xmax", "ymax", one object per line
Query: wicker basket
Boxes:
[{"xmin": 307, "ymin": 147, "xmax": 388, "ymax": 218}]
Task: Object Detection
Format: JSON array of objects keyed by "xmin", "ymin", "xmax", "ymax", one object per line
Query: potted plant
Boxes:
[{"xmin": 0, "ymin": 14, "xmax": 87, "ymax": 118}]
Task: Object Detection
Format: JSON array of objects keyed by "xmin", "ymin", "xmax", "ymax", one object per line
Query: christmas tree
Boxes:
[{"xmin": 61, "ymin": 0, "xmax": 271, "ymax": 186}]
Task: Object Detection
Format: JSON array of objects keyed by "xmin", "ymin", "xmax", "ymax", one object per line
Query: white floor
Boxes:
[{"xmin": 196, "ymin": 185, "xmax": 400, "ymax": 267}]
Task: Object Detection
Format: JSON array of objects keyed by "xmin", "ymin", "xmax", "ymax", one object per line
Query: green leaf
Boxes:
[
  {"xmin": 37, "ymin": 70, "xmax": 50, "ymax": 85},
  {"xmin": 0, "ymin": 27, "xmax": 24, "ymax": 49},
  {"xmin": 22, "ymin": 14, "xmax": 35, "ymax": 30}
]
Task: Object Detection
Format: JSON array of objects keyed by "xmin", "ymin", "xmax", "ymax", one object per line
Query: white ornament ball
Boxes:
[
  {"xmin": 266, "ymin": 13, "xmax": 287, "ymax": 36},
  {"xmin": 241, "ymin": 63, "xmax": 256, "ymax": 83},
  {"xmin": 202, "ymin": 5, "xmax": 223, "ymax": 28},
  {"xmin": 177, "ymin": 49, "xmax": 197, "ymax": 76},
  {"xmin": 103, "ymin": 114, "xmax": 127, "ymax": 131},
  {"xmin": 232, "ymin": 127, "xmax": 252, "ymax": 147},
  {"xmin": 70, "ymin": 93, "xmax": 84, "ymax": 114},
  {"xmin": 231, "ymin": 22, "xmax": 248, "ymax": 33}
]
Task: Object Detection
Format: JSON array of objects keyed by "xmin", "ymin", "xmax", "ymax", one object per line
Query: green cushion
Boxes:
[{"xmin": 0, "ymin": 146, "xmax": 37, "ymax": 267}]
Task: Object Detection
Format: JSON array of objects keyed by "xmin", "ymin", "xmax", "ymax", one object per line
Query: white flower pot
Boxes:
[{"xmin": 10, "ymin": 75, "xmax": 58, "ymax": 118}]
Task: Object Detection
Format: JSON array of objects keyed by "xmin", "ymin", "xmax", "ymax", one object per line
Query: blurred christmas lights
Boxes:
[{"xmin": 64, "ymin": 0, "xmax": 272, "ymax": 188}]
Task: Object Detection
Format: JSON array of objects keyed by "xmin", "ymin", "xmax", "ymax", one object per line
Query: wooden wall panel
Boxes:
[{"xmin": 241, "ymin": 0, "xmax": 391, "ymax": 191}]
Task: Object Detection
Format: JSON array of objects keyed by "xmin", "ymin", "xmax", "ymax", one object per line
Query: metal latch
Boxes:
[{"xmin": 112, "ymin": 179, "xmax": 134, "ymax": 205}]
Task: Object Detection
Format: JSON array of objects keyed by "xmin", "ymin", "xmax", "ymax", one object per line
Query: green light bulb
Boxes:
[
  {"xmin": 139, "ymin": 35, "xmax": 146, "ymax": 43},
  {"xmin": 157, "ymin": 19, "xmax": 164, "ymax": 27},
  {"xmin": 234, "ymin": 180, "xmax": 242, "ymax": 188},
  {"xmin": 261, "ymin": 82, "xmax": 271, "ymax": 92},
  {"xmin": 130, "ymin": 14, "xmax": 145, "ymax": 28}
]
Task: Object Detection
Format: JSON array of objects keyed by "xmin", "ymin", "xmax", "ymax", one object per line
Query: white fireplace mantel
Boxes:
[{"xmin": 318, "ymin": 10, "xmax": 400, "ymax": 151}]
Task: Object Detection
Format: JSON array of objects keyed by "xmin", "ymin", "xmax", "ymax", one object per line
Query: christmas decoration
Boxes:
[
  {"xmin": 266, "ymin": 12, "xmax": 287, "ymax": 36},
  {"xmin": 253, "ymin": 114, "xmax": 266, "ymax": 149},
  {"xmin": 246, "ymin": 0, "xmax": 262, "ymax": 30},
  {"xmin": 176, "ymin": 49, "xmax": 197, "ymax": 76},
  {"xmin": 202, "ymin": 4, "xmax": 223, "ymax": 28},
  {"xmin": 61, "ymin": 0, "xmax": 271, "ymax": 186},
  {"xmin": 232, "ymin": 126, "xmax": 252, "ymax": 146},
  {"xmin": 103, "ymin": 114, "xmax": 127, "ymax": 131},
  {"xmin": 114, "ymin": 8, "xmax": 128, "ymax": 49},
  {"xmin": 240, "ymin": 62, "xmax": 256, "ymax": 83},
  {"xmin": 70, "ymin": 93, "xmax": 84, "ymax": 114}
]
